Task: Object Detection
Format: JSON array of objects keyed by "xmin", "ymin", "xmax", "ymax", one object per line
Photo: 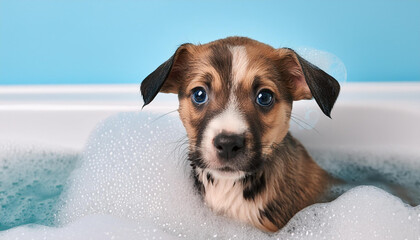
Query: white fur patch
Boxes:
[
  {"xmin": 229, "ymin": 45, "xmax": 249, "ymax": 87},
  {"xmin": 207, "ymin": 169, "xmax": 246, "ymax": 180},
  {"xmin": 200, "ymin": 45, "xmax": 250, "ymax": 168},
  {"xmin": 201, "ymin": 98, "xmax": 248, "ymax": 168},
  {"xmin": 196, "ymin": 45, "xmax": 272, "ymax": 231},
  {"xmin": 198, "ymin": 168, "xmax": 266, "ymax": 229}
]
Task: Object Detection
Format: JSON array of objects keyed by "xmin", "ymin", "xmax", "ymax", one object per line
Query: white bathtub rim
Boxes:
[{"xmin": 0, "ymin": 82, "xmax": 419, "ymax": 151}]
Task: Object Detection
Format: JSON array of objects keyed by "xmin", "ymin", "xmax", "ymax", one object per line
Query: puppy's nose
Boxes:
[{"xmin": 213, "ymin": 134, "xmax": 245, "ymax": 159}]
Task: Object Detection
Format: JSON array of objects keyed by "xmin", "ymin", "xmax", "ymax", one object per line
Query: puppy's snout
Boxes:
[{"xmin": 213, "ymin": 133, "xmax": 245, "ymax": 159}]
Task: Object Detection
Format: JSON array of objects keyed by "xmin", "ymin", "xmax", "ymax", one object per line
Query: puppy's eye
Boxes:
[
  {"xmin": 192, "ymin": 87, "xmax": 208, "ymax": 105},
  {"xmin": 256, "ymin": 89, "xmax": 274, "ymax": 107}
]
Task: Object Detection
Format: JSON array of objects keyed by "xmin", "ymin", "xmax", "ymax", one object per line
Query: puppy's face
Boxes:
[
  {"xmin": 177, "ymin": 43, "xmax": 293, "ymax": 177},
  {"xmin": 141, "ymin": 37, "xmax": 340, "ymax": 178}
]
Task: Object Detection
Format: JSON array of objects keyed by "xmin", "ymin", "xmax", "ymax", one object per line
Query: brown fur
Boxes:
[
  {"xmin": 195, "ymin": 133, "xmax": 329, "ymax": 232},
  {"xmin": 140, "ymin": 36, "xmax": 340, "ymax": 232}
]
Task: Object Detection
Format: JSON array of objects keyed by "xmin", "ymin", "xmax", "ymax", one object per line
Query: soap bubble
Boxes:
[
  {"xmin": 290, "ymin": 48, "xmax": 347, "ymax": 131},
  {"xmin": 297, "ymin": 47, "xmax": 348, "ymax": 84},
  {"xmin": 1, "ymin": 112, "xmax": 419, "ymax": 240}
]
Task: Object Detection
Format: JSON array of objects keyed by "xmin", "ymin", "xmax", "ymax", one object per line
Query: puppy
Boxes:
[{"xmin": 140, "ymin": 37, "xmax": 340, "ymax": 232}]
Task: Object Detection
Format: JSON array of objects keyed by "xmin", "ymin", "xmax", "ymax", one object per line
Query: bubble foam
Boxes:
[
  {"xmin": 297, "ymin": 47, "xmax": 348, "ymax": 83},
  {"xmin": 1, "ymin": 112, "xmax": 419, "ymax": 239}
]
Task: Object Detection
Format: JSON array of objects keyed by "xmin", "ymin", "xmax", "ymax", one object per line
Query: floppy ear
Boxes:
[
  {"xmin": 277, "ymin": 48, "xmax": 340, "ymax": 118},
  {"xmin": 140, "ymin": 43, "xmax": 191, "ymax": 107}
]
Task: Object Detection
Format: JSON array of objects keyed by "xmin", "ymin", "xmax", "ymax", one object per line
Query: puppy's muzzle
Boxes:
[{"xmin": 213, "ymin": 133, "xmax": 245, "ymax": 160}]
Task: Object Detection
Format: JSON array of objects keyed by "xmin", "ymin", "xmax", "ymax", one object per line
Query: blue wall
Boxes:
[{"xmin": 1, "ymin": 0, "xmax": 419, "ymax": 85}]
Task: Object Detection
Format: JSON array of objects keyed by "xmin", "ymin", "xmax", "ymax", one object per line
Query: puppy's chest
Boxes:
[{"xmin": 198, "ymin": 170, "xmax": 265, "ymax": 224}]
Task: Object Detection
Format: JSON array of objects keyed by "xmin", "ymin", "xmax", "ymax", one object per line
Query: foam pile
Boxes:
[{"xmin": 1, "ymin": 112, "xmax": 419, "ymax": 239}]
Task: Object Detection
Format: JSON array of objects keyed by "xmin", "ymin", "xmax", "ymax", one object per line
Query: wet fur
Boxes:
[
  {"xmin": 193, "ymin": 133, "xmax": 329, "ymax": 231},
  {"xmin": 140, "ymin": 37, "xmax": 340, "ymax": 232}
]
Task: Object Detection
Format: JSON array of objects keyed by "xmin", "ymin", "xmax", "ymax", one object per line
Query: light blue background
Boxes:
[{"xmin": 1, "ymin": 0, "xmax": 419, "ymax": 85}]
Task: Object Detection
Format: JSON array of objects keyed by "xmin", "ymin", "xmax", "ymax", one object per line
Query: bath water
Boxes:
[{"xmin": 1, "ymin": 112, "xmax": 419, "ymax": 240}]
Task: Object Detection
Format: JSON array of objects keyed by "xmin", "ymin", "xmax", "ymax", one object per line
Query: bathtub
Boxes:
[
  {"xmin": 0, "ymin": 82, "xmax": 420, "ymax": 239},
  {"xmin": 1, "ymin": 82, "xmax": 419, "ymax": 150}
]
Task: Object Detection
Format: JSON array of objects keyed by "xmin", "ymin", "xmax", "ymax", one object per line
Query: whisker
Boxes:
[
  {"xmin": 168, "ymin": 135, "xmax": 189, "ymax": 158},
  {"xmin": 290, "ymin": 117, "xmax": 310, "ymax": 131},
  {"xmin": 149, "ymin": 109, "xmax": 179, "ymax": 124},
  {"xmin": 164, "ymin": 135, "xmax": 188, "ymax": 157},
  {"xmin": 291, "ymin": 114, "xmax": 320, "ymax": 134},
  {"xmin": 290, "ymin": 114, "xmax": 313, "ymax": 128}
]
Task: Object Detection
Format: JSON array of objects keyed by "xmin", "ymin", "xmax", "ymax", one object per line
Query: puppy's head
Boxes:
[{"xmin": 141, "ymin": 37, "xmax": 340, "ymax": 178}]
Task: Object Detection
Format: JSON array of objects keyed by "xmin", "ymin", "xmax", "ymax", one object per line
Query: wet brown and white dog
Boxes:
[{"xmin": 140, "ymin": 37, "xmax": 340, "ymax": 232}]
